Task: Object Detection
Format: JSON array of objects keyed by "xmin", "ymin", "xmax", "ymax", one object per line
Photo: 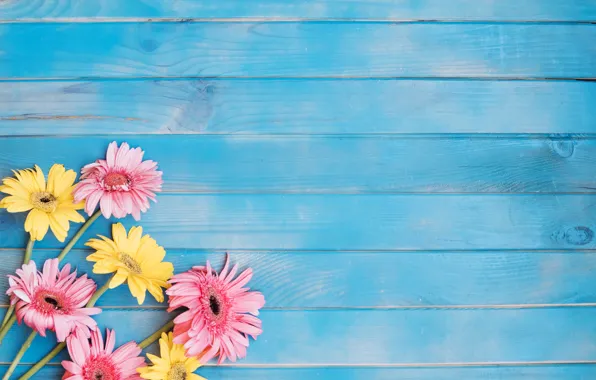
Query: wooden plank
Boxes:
[
  {"xmin": 2, "ymin": 79, "xmax": 596, "ymax": 134},
  {"xmin": 1, "ymin": 23, "xmax": 595, "ymax": 79},
  {"xmin": 2, "ymin": 308, "xmax": 596, "ymax": 364},
  {"xmin": 1, "ymin": 0, "xmax": 596, "ymax": 21},
  {"xmin": 4, "ymin": 364, "xmax": 596, "ymax": 380},
  {"xmin": 2, "ymin": 249, "xmax": 596, "ymax": 308},
  {"xmin": 1, "ymin": 136, "xmax": 596, "ymax": 193},
  {"xmin": 1, "ymin": 194, "xmax": 596, "ymax": 250}
]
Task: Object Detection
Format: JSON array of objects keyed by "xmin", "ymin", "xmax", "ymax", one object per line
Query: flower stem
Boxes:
[
  {"xmin": 139, "ymin": 318, "xmax": 175, "ymax": 349},
  {"xmin": 86, "ymin": 276, "xmax": 112, "ymax": 308},
  {"xmin": 22, "ymin": 239, "xmax": 34, "ymax": 265},
  {"xmin": 14, "ymin": 276, "xmax": 112, "ymax": 380},
  {"xmin": 17, "ymin": 342, "xmax": 65, "ymax": 380},
  {"xmin": 1, "ymin": 240, "xmax": 35, "ymax": 330},
  {"xmin": 0, "ymin": 314, "xmax": 16, "ymax": 344},
  {"xmin": 57, "ymin": 209, "xmax": 101, "ymax": 262},
  {"xmin": 2, "ymin": 330, "xmax": 36, "ymax": 380}
]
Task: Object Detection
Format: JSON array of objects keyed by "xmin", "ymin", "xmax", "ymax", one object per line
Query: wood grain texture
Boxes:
[
  {"xmin": 2, "ymin": 79, "xmax": 596, "ymax": 135},
  {"xmin": 4, "ymin": 364, "xmax": 596, "ymax": 380},
  {"xmin": 1, "ymin": 136, "xmax": 595, "ymax": 193},
  {"xmin": 1, "ymin": 23, "xmax": 596, "ymax": 79},
  {"xmin": 2, "ymin": 308, "xmax": 596, "ymax": 364},
  {"xmin": 1, "ymin": 0, "xmax": 596, "ymax": 21},
  {"xmin": 2, "ymin": 249, "xmax": 596, "ymax": 308},
  {"xmin": 2, "ymin": 194, "xmax": 596, "ymax": 250}
]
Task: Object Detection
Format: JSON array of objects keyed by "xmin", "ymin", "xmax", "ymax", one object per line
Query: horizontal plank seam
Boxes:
[
  {"xmin": 1, "ymin": 76, "xmax": 595, "ymax": 82},
  {"xmin": 1, "ymin": 18, "xmax": 596, "ymax": 24},
  {"xmin": 4, "ymin": 133, "xmax": 596, "ymax": 140},
  {"xmin": 6, "ymin": 361, "xmax": 596, "ymax": 367},
  {"xmin": 1, "ymin": 77, "xmax": 595, "ymax": 83},
  {"xmin": 3, "ymin": 304, "xmax": 596, "ymax": 310},
  {"xmin": 4, "ymin": 248, "xmax": 596, "ymax": 253}
]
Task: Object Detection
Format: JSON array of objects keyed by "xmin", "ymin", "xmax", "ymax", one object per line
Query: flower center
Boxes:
[
  {"xmin": 44, "ymin": 296, "xmax": 61, "ymax": 309},
  {"xmin": 119, "ymin": 253, "xmax": 142, "ymax": 274},
  {"xmin": 33, "ymin": 290, "xmax": 68, "ymax": 315},
  {"xmin": 209, "ymin": 295, "xmax": 221, "ymax": 316},
  {"xmin": 30, "ymin": 191, "xmax": 58, "ymax": 213},
  {"xmin": 103, "ymin": 172, "xmax": 131, "ymax": 191},
  {"xmin": 167, "ymin": 363, "xmax": 187, "ymax": 380},
  {"xmin": 82, "ymin": 356, "xmax": 116, "ymax": 380}
]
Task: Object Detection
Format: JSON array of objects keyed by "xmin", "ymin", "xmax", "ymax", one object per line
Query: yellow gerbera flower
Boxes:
[
  {"xmin": 86, "ymin": 223, "xmax": 174, "ymax": 304},
  {"xmin": 138, "ymin": 332, "xmax": 205, "ymax": 380},
  {"xmin": 0, "ymin": 164, "xmax": 85, "ymax": 242}
]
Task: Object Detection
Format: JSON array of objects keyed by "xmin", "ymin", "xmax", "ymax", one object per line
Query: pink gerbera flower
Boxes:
[
  {"xmin": 73, "ymin": 141, "xmax": 163, "ymax": 220},
  {"xmin": 6, "ymin": 259, "xmax": 100, "ymax": 341},
  {"xmin": 167, "ymin": 255, "xmax": 265, "ymax": 364},
  {"xmin": 62, "ymin": 327, "xmax": 145, "ymax": 380}
]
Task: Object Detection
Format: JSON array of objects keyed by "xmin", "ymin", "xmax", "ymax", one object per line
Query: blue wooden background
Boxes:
[{"xmin": 1, "ymin": 1, "xmax": 596, "ymax": 379}]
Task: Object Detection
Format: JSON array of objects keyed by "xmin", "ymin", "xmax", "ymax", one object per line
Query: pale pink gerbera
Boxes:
[
  {"xmin": 6, "ymin": 259, "xmax": 100, "ymax": 341},
  {"xmin": 167, "ymin": 255, "xmax": 265, "ymax": 364},
  {"xmin": 73, "ymin": 141, "xmax": 163, "ymax": 220},
  {"xmin": 62, "ymin": 327, "xmax": 146, "ymax": 380}
]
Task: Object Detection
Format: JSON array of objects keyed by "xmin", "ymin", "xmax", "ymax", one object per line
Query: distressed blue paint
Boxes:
[
  {"xmin": 0, "ymin": 2, "xmax": 594, "ymax": 379},
  {"xmin": 2, "ymin": 249, "xmax": 596, "ymax": 308},
  {"xmin": 1, "ymin": 23, "xmax": 596, "ymax": 79},
  {"xmin": 2, "ymin": 79, "xmax": 596, "ymax": 135},
  {"xmin": 3, "ymin": 308, "xmax": 596, "ymax": 364},
  {"xmin": 4, "ymin": 365, "xmax": 596, "ymax": 380},
  {"xmin": 3, "ymin": 194, "xmax": 596, "ymax": 250},
  {"xmin": 2, "ymin": 0, "xmax": 596, "ymax": 20},
  {"xmin": 1, "ymin": 136, "xmax": 596, "ymax": 193}
]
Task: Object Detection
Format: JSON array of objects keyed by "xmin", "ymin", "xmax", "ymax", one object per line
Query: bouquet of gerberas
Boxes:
[{"xmin": 0, "ymin": 142, "xmax": 265, "ymax": 380}]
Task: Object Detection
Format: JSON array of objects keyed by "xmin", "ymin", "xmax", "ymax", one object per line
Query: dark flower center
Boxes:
[
  {"xmin": 119, "ymin": 253, "xmax": 142, "ymax": 274},
  {"xmin": 30, "ymin": 191, "xmax": 58, "ymax": 212},
  {"xmin": 209, "ymin": 295, "xmax": 220, "ymax": 315},
  {"xmin": 167, "ymin": 363, "xmax": 187, "ymax": 380},
  {"xmin": 44, "ymin": 296, "xmax": 61, "ymax": 309}
]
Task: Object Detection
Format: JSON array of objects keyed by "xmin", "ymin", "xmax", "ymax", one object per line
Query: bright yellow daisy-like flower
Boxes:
[
  {"xmin": 138, "ymin": 332, "xmax": 205, "ymax": 380},
  {"xmin": 86, "ymin": 223, "xmax": 174, "ymax": 304},
  {"xmin": 0, "ymin": 164, "xmax": 85, "ymax": 242}
]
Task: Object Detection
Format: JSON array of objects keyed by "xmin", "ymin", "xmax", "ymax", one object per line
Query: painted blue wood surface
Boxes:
[
  {"xmin": 0, "ymin": 136, "xmax": 595, "ymax": 193},
  {"xmin": 2, "ymin": 249, "xmax": 596, "ymax": 307},
  {"xmin": 1, "ymin": 1, "xmax": 595, "ymax": 379},
  {"xmin": 4, "ymin": 365, "xmax": 596, "ymax": 380},
  {"xmin": 2, "ymin": 23, "xmax": 596, "ymax": 79},
  {"xmin": 2, "ymin": 80, "xmax": 596, "ymax": 135},
  {"xmin": 1, "ymin": 0, "xmax": 596, "ymax": 21},
  {"xmin": 3, "ymin": 194, "xmax": 596, "ymax": 250},
  {"xmin": 3, "ymin": 308, "xmax": 596, "ymax": 364}
]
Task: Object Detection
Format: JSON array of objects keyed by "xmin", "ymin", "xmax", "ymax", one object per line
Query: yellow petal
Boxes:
[
  {"xmin": 128, "ymin": 275, "xmax": 147, "ymax": 305},
  {"xmin": 112, "ymin": 223, "xmax": 128, "ymax": 250},
  {"xmin": 185, "ymin": 358, "xmax": 202, "ymax": 373},
  {"xmin": 24, "ymin": 208, "xmax": 49, "ymax": 241},
  {"xmin": 33, "ymin": 165, "xmax": 46, "ymax": 191},
  {"xmin": 109, "ymin": 269, "xmax": 129, "ymax": 289},
  {"xmin": 55, "ymin": 206, "xmax": 85, "ymax": 223},
  {"xmin": 0, "ymin": 178, "xmax": 31, "ymax": 199},
  {"xmin": 46, "ymin": 164, "xmax": 65, "ymax": 195},
  {"xmin": 86, "ymin": 236, "xmax": 118, "ymax": 254},
  {"xmin": 48, "ymin": 214, "xmax": 68, "ymax": 242},
  {"xmin": 0, "ymin": 196, "xmax": 33, "ymax": 212},
  {"xmin": 158, "ymin": 336, "xmax": 170, "ymax": 363},
  {"xmin": 188, "ymin": 374, "xmax": 206, "ymax": 380}
]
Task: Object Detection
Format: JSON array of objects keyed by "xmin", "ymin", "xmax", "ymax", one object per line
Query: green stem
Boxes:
[
  {"xmin": 0, "ymin": 315, "xmax": 16, "ymax": 344},
  {"xmin": 17, "ymin": 342, "xmax": 65, "ymax": 380},
  {"xmin": 22, "ymin": 239, "xmax": 34, "ymax": 264},
  {"xmin": 86, "ymin": 276, "xmax": 112, "ymax": 308},
  {"xmin": 2, "ymin": 330, "xmax": 36, "ymax": 380},
  {"xmin": 139, "ymin": 319, "xmax": 175, "ymax": 349},
  {"xmin": 57, "ymin": 209, "xmax": 101, "ymax": 262},
  {"xmin": 2, "ymin": 240, "xmax": 34, "ymax": 329}
]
